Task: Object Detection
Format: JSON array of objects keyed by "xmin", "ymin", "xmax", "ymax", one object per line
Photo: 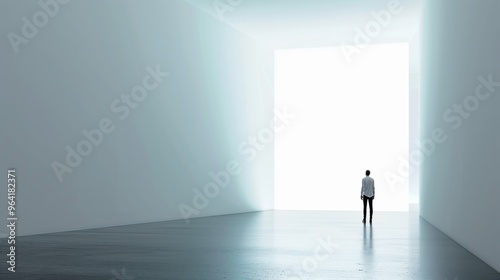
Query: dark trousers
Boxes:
[{"xmin": 363, "ymin": 195, "xmax": 373, "ymax": 220}]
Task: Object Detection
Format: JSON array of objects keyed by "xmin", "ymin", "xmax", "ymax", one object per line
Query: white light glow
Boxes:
[{"xmin": 275, "ymin": 43, "xmax": 409, "ymax": 211}]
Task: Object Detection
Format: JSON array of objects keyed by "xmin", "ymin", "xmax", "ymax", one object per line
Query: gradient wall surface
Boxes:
[
  {"xmin": 420, "ymin": 0, "xmax": 500, "ymax": 272},
  {"xmin": 0, "ymin": 0, "xmax": 274, "ymax": 236}
]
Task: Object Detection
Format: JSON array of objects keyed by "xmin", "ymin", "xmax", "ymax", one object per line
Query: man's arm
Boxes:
[
  {"xmin": 360, "ymin": 180, "xmax": 364, "ymax": 200},
  {"xmin": 372, "ymin": 179, "xmax": 375, "ymax": 200}
]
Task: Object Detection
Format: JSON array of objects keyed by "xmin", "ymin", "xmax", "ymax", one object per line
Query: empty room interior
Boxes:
[{"xmin": 1, "ymin": 0, "xmax": 500, "ymax": 279}]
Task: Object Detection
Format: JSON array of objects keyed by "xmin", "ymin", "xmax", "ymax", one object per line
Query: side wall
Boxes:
[
  {"xmin": 0, "ymin": 0, "xmax": 274, "ymax": 236},
  {"xmin": 420, "ymin": 0, "xmax": 500, "ymax": 272}
]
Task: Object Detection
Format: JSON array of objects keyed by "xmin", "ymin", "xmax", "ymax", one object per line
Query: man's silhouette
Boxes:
[{"xmin": 360, "ymin": 170, "xmax": 375, "ymax": 223}]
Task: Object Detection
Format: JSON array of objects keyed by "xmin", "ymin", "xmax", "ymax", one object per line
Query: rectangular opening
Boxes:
[{"xmin": 274, "ymin": 43, "xmax": 409, "ymax": 211}]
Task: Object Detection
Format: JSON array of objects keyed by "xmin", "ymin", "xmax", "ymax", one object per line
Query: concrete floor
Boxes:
[{"xmin": 1, "ymin": 210, "xmax": 499, "ymax": 279}]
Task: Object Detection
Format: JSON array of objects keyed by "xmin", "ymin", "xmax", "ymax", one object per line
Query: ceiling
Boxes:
[{"xmin": 184, "ymin": 0, "xmax": 422, "ymax": 49}]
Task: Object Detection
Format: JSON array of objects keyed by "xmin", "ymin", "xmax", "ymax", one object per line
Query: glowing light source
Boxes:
[{"xmin": 274, "ymin": 43, "xmax": 409, "ymax": 211}]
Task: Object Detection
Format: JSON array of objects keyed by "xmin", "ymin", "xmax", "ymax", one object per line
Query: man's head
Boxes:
[{"xmin": 366, "ymin": 170, "xmax": 370, "ymax": 176}]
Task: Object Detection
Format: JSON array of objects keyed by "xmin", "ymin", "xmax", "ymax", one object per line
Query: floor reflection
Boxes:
[{"xmin": 363, "ymin": 223, "xmax": 374, "ymax": 275}]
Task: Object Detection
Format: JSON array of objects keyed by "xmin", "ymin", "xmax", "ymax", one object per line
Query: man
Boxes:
[{"xmin": 360, "ymin": 170, "xmax": 375, "ymax": 224}]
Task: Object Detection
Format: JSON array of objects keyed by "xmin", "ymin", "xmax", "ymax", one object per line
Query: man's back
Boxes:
[{"xmin": 361, "ymin": 176, "xmax": 375, "ymax": 198}]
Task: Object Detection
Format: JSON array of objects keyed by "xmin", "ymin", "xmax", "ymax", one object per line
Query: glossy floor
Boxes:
[{"xmin": 1, "ymin": 210, "xmax": 499, "ymax": 279}]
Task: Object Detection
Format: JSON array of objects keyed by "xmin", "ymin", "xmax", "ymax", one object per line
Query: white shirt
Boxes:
[{"xmin": 361, "ymin": 176, "xmax": 375, "ymax": 198}]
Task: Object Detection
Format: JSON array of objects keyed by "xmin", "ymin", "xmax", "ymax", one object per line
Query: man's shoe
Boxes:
[
  {"xmin": 362, "ymin": 219, "xmax": 366, "ymax": 223},
  {"xmin": 369, "ymin": 219, "xmax": 372, "ymax": 224}
]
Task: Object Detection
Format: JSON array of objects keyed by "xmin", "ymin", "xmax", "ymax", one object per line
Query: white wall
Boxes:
[
  {"xmin": 0, "ymin": 0, "xmax": 274, "ymax": 236},
  {"xmin": 408, "ymin": 32, "xmax": 420, "ymax": 204},
  {"xmin": 420, "ymin": 0, "xmax": 500, "ymax": 272}
]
